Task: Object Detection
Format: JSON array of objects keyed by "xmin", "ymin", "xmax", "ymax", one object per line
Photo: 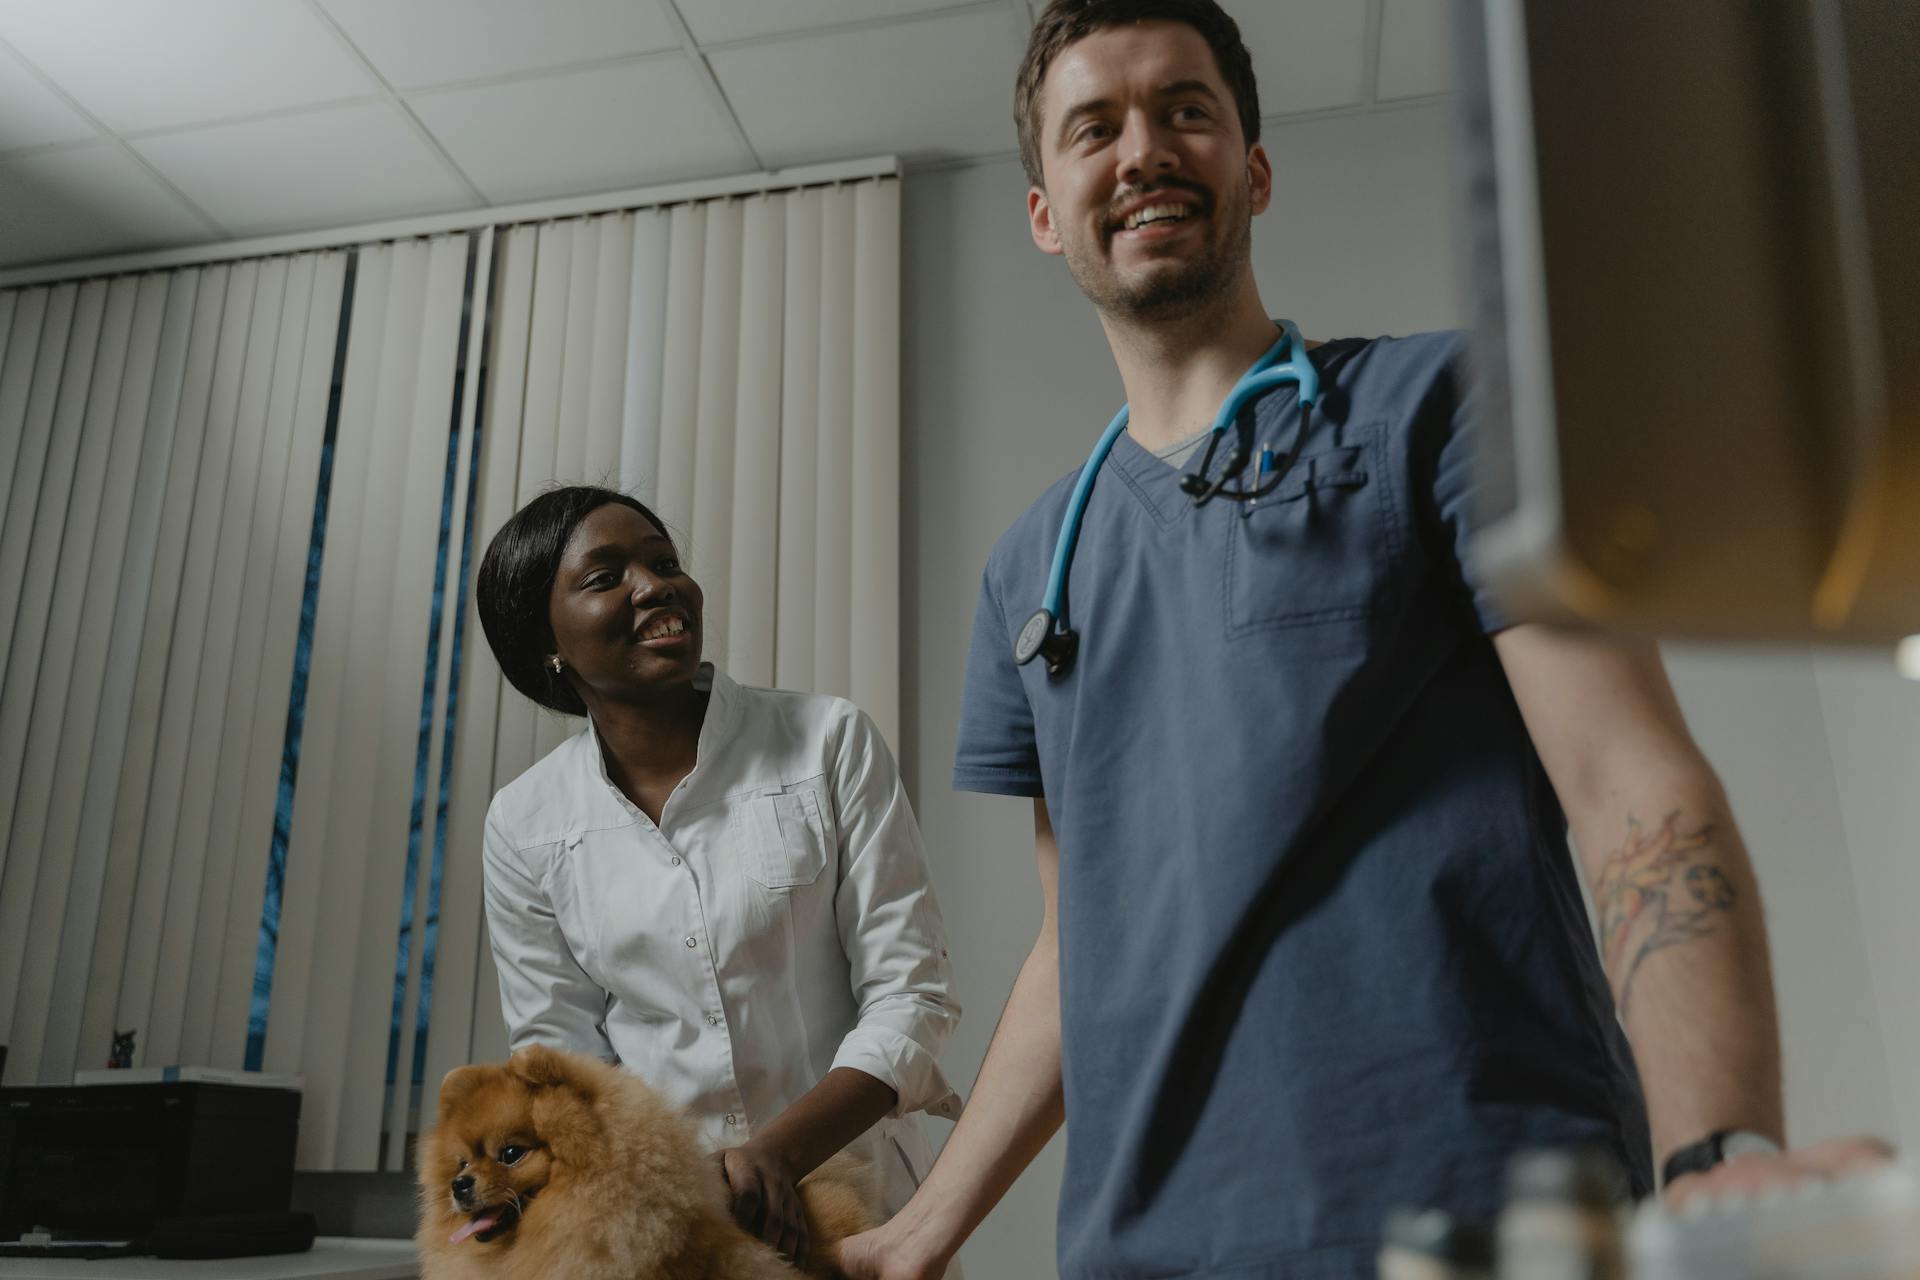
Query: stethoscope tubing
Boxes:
[
  {"xmin": 1037, "ymin": 319, "xmax": 1318, "ymax": 624},
  {"xmin": 1041, "ymin": 404, "xmax": 1131, "ymax": 618}
]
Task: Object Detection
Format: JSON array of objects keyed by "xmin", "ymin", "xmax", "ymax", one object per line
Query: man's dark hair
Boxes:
[
  {"xmin": 476, "ymin": 485, "xmax": 671, "ymax": 716},
  {"xmin": 1014, "ymin": 0, "xmax": 1261, "ymax": 189}
]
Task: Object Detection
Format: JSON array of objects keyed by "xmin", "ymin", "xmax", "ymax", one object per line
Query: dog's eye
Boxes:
[
  {"xmin": 499, "ymin": 1145, "xmax": 528, "ymax": 1166},
  {"xmin": 457, "ymin": 1158, "xmax": 468, "ymax": 1171}
]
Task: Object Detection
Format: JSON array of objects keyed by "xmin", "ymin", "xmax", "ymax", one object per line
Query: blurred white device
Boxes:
[{"xmin": 1629, "ymin": 1162, "xmax": 1920, "ymax": 1278}]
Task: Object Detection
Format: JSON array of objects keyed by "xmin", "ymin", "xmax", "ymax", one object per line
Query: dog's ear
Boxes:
[
  {"xmin": 436, "ymin": 1064, "xmax": 485, "ymax": 1118},
  {"xmin": 507, "ymin": 1044, "xmax": 574, "ymax": 1091}
]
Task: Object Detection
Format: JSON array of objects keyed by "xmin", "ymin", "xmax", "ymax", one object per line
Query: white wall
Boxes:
[
  {"xmin": 1813, "ymin": 654, "xmax": 1920, "ymax": 1156},
  {"xmin": 900, "ymin": 99, "xmax": 1914, "ymax": 1276},
  {"xmin": 1659, "ymin": 645, "xmax": 1900, "ymax": 1147}
]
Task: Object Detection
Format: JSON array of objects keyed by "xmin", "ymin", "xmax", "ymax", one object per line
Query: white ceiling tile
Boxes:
[
  {"xmin": 0, "ymin": 0, "xmax": 377, "ymax": 133},
  {"xmin": 409, "ymin": 57, "xmax": 752, "ymax": 203},
  {"xmin": 318, "ymin": 0, "xmax": 679, "ymax": 91},
  {"xmin": 680, "ymin": 0, "xmax": 964, "ymax": 48},
  {"xmin": 0, "ymin": 143, "xmax": 209, "ymax": 268},
  {"xmin": 1226, "ymin": 0, "xmax": 1368, "ymax": 117},
  {"xmin": 1377, "ymin": 0, "xmax": 1450, "ymax": 100},
  {"xmin": 131, "ymin": 102, "xmax": 476, "ymax": 237},
  {"xmin": 0, "ymin": 41, "xmax": 96, "ymax": 151},
  {"xmin": 709, "ymin": 7, "xmax": 1028, "ymax": 167}
]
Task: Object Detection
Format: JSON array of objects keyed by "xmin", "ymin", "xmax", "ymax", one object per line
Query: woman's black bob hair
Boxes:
[{"xmin": 476, "ymin": 485, "xmax": 673, "ymax": 717}]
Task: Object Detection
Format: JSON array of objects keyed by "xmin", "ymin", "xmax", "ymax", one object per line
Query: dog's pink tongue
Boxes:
[{"xmin": 449, "ymin": 1212, "xmax": 499, "ymax": 1245}]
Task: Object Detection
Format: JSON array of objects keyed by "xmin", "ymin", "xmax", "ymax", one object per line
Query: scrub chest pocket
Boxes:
[
  {"xmin": 1224, "ymin": 423, "xmax": 1400, "ymax": 637},
  {"xmin": 732, "ymin": 783, "xmax": 830, "ymax": 889}
]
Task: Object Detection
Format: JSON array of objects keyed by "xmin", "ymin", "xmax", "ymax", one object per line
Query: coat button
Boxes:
[
  {"xmin": 684, "ymin": 936, "xmax": 697, "ymax": 948},
  {"xmin": 725, "ymin": 1113, "xmax": 738, "ymax": 1125},
  {"xmin": 670, "ymin": 855, "xmax": 682, "ymax": 866}
]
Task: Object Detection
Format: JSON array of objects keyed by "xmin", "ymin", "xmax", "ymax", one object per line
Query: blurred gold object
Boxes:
[{"xmin": 1455, "ymin": 0, "xmax": 1917, "ymax": 642}]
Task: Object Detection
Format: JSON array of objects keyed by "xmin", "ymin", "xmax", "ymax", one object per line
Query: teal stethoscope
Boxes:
[{"xmin": 1013, "ymin": 319, "xmax": 1320, "ymax": 678}]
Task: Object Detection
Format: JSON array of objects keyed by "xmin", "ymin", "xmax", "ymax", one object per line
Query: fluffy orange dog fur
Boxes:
[{"xmin": 416, "ymin": 1045, "xmax": 873, "ymax": 1280}]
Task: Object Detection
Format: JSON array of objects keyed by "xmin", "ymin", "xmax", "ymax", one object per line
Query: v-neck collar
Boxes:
[
  {"xmin": 1103, "ymin": 379, "xmax": 1305, "ymax": 529},
  {"xmin": 1095, "ymin": 337, "xmax": 1358, "ymax": 529},
  {"xmin": 585, "ymin": 662, "xmax": 740, "ymax": 823}
]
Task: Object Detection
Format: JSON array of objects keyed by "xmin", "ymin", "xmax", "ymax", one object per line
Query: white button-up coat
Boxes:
[{"xmin": 481, "ymin": 666, "xmax": 961, "ymax": 1217}]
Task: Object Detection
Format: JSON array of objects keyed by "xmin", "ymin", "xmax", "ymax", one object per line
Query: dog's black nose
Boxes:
[{"xmin": 451, "ymin": 1174, "xmax": 475, "ymax": 1203}]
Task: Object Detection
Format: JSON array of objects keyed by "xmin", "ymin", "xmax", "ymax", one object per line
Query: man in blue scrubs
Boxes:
[{"xmin": 841, "ymin": 3, "xmax": 1889, "ymax": 1277}]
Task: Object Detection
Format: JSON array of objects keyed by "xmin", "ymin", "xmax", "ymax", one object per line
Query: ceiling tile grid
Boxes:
[
  {"xmin": 318, "ymin": 0, "xmax": 681, "ymax": 92},
  {"xmin": 0, "ymin": 0, "xmax": 377, "ymax": 135},
  {"xmin": 1377, "ymin": 0, "xmax": 1450, "ymax": 101},
  {"xmin": 409, "ymin": 54, "xmax": 753, "ymax": 204},
  {"xmin": 1229, "ymin": 0, "xmax": 1371, "ymax": 117},
  {"xmin": 0, "ymin": 38, "xmax": 97, "ymax": 151},
  {"xmin": 0, "ymin": 0, "xmax": 1441, "ymax": 269},
  {"xmin": 0, "ymin": 142, "xmax": 212, "ymax": 265},
  {"xmin": 708, "ymin": 6, "xmax": 1032, "ymax": 168},
  {"xmin": 682, "ymin": 0, "xmax": 966, "ymax": 48},
  {"xmin": 131, "ymin": 101, "xmax": 477, "ymax": 237}
]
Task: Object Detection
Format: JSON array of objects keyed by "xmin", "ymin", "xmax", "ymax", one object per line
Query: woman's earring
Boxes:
[{"xmin": 547, "ymin": 656, "xmax": 564, "ymax": 674}]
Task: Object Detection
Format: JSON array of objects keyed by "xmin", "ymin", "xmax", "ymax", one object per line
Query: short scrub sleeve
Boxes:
[
  {"xmin": 1414, "ymin": 341, "xmax": 1511, "ymax": 635},
  {"xmin": 952, "ymin": 566, "xmax": 1045, "ymax": 797}
]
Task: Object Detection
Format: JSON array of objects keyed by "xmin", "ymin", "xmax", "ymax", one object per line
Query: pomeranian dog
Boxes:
[{"xmin": 416, "ymin": 1045, "xmax": 874, "ymax": 1280}]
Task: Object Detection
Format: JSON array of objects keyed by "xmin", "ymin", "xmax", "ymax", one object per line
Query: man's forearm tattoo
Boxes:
[{"xmin": 1592, "ymin": 811, "xmax": 1736, "ymax": 1017}]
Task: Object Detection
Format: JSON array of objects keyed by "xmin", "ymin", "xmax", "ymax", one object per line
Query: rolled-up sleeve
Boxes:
[
  {"xmin": 826, "ymin": 708, "xmax": 963, "ymax": 1120},
  {"xmin": 481, "ymin": 804, "xmax": 616, "ymax": 1062}
]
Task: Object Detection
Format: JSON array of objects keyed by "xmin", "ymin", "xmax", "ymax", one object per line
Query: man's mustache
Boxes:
[{"xmin": 1103, "ymin": 178, "xmax": 1215, "ymax": 233}]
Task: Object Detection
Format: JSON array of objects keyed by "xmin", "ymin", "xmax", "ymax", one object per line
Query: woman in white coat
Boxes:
[{"xmin": 474, "ymin": 485, "xmax": 961, "ymax": 1270}]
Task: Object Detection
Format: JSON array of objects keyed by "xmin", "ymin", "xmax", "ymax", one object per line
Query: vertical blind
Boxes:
[
  {"xmin": 0, "ymin": 174, "xmax": 901, "ymax": 1172},
  {"xmin": 0, "ymin": 257, "xmax": 348, "ymax": 1094}
]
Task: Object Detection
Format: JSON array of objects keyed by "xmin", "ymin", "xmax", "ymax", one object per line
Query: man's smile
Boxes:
[{"xmin": 1104, "ymin": 185, "xmax": 1211, "ymax": 248}]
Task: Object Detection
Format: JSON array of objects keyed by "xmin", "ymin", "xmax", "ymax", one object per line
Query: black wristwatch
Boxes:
[{"xmin": 1660, "ymin": 1129, "xmax": 1782, "ymax": 1188}]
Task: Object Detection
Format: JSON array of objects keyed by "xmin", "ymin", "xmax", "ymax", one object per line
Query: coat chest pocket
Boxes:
[
  {"xmin": 1224, "ymin": 425, "xmax": 1400, "ymax": 638},
  {"xmin": 732, "ymin": 783, "xmax": 830, "ymax": 890}
]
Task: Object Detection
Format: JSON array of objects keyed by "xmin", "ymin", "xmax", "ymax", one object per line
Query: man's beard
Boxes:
[{"xmin": 1062, "ymin": 178, "xmax": 1253, "ymax": 323}]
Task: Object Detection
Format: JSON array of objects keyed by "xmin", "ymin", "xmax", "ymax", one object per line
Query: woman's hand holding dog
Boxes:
[
  {"xmin": 719, "ymin": 1141, "xmax": 811, "ymax": 1266},
  {"xmin": 717, "ymin": 1068, "xmax": 900, "ymax": 1269}
]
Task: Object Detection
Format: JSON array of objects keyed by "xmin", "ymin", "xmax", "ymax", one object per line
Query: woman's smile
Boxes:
[{"xmin": 633, "ymin": 608, "xmax": 692, "ymax": 648}]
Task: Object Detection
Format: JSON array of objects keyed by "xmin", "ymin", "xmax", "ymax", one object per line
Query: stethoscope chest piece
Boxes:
[{"xmin": 1015, "ymin": 608, "xmax": 1078, "ymax": 677}]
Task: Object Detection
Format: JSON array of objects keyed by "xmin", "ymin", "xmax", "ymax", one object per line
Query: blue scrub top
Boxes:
[{"xmin": 954, "ymin": 332, "xmax": 1652, "ymax": 1279}]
